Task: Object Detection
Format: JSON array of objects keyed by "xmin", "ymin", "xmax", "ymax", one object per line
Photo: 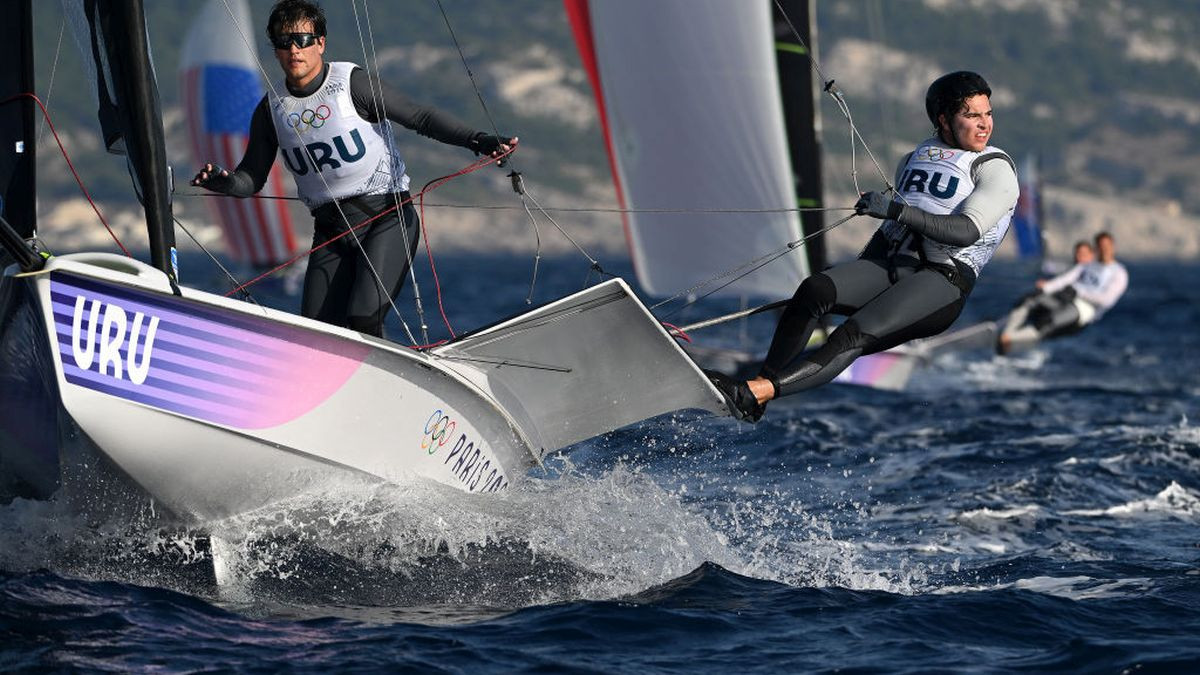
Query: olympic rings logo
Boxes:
[
  {"xmin": 286, "ymin": 104, "xmax": 331, "ymax": 131},
  {"xmin": 919, "ymin": 146, "xmax": 955, "ymax": 161},
  {"xmin": 422, "ymin": 409, "xmax": 457, "ymax": 454}
]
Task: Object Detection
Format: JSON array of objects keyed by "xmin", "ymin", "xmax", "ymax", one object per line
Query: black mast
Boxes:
[
  {"xmin": 89, "ymin": 0, "xmax": 178, "ymax": 286},
  {"xmin": 0, "ymin": 0, "xmax": 37, "ymax": 239},
  {"xmin": 772, "ymin": 0, "xmax": 827, "ymax": 273}
]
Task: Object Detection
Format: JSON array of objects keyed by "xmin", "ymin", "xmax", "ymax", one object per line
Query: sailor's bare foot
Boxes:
[{"xmin": 748, "ymin": 377, "xmax": 776, "ymax": 405}]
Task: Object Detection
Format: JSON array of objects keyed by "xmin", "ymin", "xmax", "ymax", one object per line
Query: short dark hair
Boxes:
[
  {"xmin": 925, "ymin": 71, "xmax": 991, "ymax": 132},
  {"xmin": 1095, "ymin": 231, "xmax": 1114, "ymax": 244},
  {"xmin": 1073, "ymin": 240, "xmax": 1093, "ymax": 251},
  {"xmin": 267, "ymin": 0, "xmax": 326, "ymax": 39}
]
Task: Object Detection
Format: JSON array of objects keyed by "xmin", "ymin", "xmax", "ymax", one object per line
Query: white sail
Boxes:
[
  {"xmin": 569, "ymin": 0, "xmax": 808, "ymax": 298},
  {"xmin": 180, "ymin": 0, "xmax": 299, "ymax": 267}
]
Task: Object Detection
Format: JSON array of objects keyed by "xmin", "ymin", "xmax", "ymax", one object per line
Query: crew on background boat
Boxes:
[
  {"xmin": 1067, "ymin": 239, "xmax": 1095, "ymax": 267},
  {"xmin": 1040, "ymin": 238, "xmax": 1094, "ymax": 276},
  {"xmin": 192, "ymin": 0, "xmax": 515, "ymax": 337},
  {"xmin": 706, "ymin": 71, "xmax": 1019, "ymax": 421},
  {"xmin": 997, "ymin": 231, "xmax": 1128, "ymax": 354}
]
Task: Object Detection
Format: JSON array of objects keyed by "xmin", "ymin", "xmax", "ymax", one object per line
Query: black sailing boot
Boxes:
[{"xmin": 703, "ymin": 369, "xmax": 766, "ymax": 422}]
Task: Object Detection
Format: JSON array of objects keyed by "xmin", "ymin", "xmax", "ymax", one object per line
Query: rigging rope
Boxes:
[
  {"xmin": 220, "ymin": 147, "xmax": 514, "ymax": 302},
  {"xmin": 771, "ymin": 0, "xmax": 896, "ymax": 196},
  {"xmin": 653, "ymin": 211, "xmax": 859, "ymax": 320},
  {"xmin": 35, "ymin": 20, "xmax": 65, "ymax": 165},
  {"xmin": 433, "ymin": 0, "xmax": 505, "ymax": 147},
  {"xmin": 433, "ymin": 0, "xmax": 609, "ymax": 300},
  {"xmin": 351, "ymin": 0, "xmax": 431, "ymax": 343},
  {"xmin": 412, "ymin": 156, "xmax": 522, "ymax": 338},
  {"xmin": 177, "ymin": 192, "xmax": 848, "ymax": 214},
  {"xmin": 172, "ymin": 213, "xmax": 261, "ymax": 307},
  {"xmin": 0, "ymin": 93, "xmax": 130, "ymax": 257}
]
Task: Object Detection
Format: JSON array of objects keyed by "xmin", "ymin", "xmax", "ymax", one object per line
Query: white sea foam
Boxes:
[
  {"xmin": 935, "ymin": 575, "xmax": 1151, "ymax": 600},
  {"xmin": 956, "ymin": 504, "xmax": 1043, "ymax": 523},
  {"xmin": 1064, "ymin": 481, "xmax": 1200, "ymax": 519},
  {"xmin": 956, "ymin": 350, "xmax": 1050, "ymax": 391},
  {"xmin": 0, "ymin": 451, "xmax": 928, "ymax": 609}
]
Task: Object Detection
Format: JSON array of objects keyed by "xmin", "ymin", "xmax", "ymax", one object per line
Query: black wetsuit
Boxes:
[
  {"xmin": 759, "ymin": 234, "xmax": 974, "ymax": 396},
  {"xmin": 756, "ymin": 148, "xmax": 1018, "ymax": 398},
  {"xmin": 202, "ymin": 65, "xmax": 480, "ymax": 337}
]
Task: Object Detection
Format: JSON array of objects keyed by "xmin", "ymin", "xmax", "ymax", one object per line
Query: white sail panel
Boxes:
[
  {"xmin": 575, "ymin": 0, "xmax": 808, "ymax": 298},
  {"xmin": 180, "ymin": 0, "xmax": 299, "ymax": 267}
]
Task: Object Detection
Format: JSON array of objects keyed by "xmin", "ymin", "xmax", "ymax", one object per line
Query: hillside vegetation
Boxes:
[{"xmin": 27, "ymin": 0, "xmax": 1200, "ymax": 259}]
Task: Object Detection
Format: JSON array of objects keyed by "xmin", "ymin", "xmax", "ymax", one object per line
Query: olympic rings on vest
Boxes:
[
  {"xmin": 286, "ymin": 104, "xmax": 332, "ymax": 131},
  {"xmin": 917, "ymin": 146, "xmax": 956, "ymax": 161}
]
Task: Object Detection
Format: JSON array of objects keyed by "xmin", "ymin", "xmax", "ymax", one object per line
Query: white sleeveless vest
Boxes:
[
  {"xmin": 880, "ymin": 138, "xmax": 1015, "ymax": 275},
  {"xmin": 269, "ymin": 62, "xmax": 409, "ymax": 209},
  {"xmin": 1073, "ymin": 261, "xmax": 1128, "ymax": 315}
]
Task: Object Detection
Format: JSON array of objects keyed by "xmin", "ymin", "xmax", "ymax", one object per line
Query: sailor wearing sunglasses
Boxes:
[{"xmin": 192, "ymin": 0, "xmax": 516, "ymax": 339}]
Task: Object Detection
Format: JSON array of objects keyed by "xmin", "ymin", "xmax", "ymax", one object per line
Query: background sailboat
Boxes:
[
  {"xmin": 567, "ymin": 0, "xmax": 921, "ymax": 390},
  {"xmin": 565, "ymin": 0, "xmax": 809, "ymax": 300},
  {"xmin": 1012, "ymin": 153, "xmax": 1046, "ymax": 268},
  {"xmin": 180, "ymin": 0, "xmax": 299, "ymax": 269}
]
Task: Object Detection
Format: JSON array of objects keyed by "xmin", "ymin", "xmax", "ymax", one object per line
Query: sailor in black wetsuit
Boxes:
[
  {"xmin": 707, "ymin": 72, "xmax": 1019, "ymax": 421},
  {"xmin": 191, "ymin": 0, "xmax": 515, "ymax": 338}
]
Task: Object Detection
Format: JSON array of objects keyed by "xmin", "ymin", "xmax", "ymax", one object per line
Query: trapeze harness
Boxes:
[
  {"xmin": 759, "ymin": 139, "xmax": 1017, "ymax": 396},
  {"xmin": 264, "ymin": 61, "xmax": 421, "ymax": 336}
]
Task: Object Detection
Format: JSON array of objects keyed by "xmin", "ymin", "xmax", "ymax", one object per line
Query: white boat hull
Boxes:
[{"xmin": 0, "ymin": 253, "xmax": 723, "ymax": 522}]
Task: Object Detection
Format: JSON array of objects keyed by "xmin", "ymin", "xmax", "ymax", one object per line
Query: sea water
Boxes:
[{"xmin": 2, "ymin": 254, "xmax": 1198, "ymax": 672}]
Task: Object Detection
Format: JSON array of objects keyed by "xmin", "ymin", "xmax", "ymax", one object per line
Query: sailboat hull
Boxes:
[
  {"xmin": 1, "ymin": 253, "xmax": 725, "ymax": 522},
  {"xmin": 0, "ymin": 270, "xmax": 61, "ymax": 499},
  {"xmin": 1, "ymin": 253, "xmax": 535, "ymax": 521}
]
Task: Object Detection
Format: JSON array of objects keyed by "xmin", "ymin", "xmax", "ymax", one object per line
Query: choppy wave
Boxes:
[{"xmin": 3, "ymin": 258, "xmax": 1199, "ymax": 671}]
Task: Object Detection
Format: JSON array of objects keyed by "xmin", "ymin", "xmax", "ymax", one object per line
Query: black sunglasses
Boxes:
[{"xmin": 271, "ymin": 32, "xmax": 320, "ymax": 50}]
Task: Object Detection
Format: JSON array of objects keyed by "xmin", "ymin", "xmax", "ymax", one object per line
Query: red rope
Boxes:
[
  {"xmin": 407, "ymin": 338, "xmax": 448, "ymax": 350},
  {"xmin": 415, "ymin": 141, "xmax": 521, "ymax": 339},
  {"xmin": 661, "ymin": 321, "xmax": 692, "ymax": 343},
  {"xmin": 222, "ymin": 145, "xmax": 516, "ymax": 301},
  {"xmin": 0, "ymin": 93, "xmax": 131, "ymax": 257},
  {"xmin": 416, "ymin": 161, "xmax": 495, "ymax": 338}
]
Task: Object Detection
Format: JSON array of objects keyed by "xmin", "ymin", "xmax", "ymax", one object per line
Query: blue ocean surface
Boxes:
[{"xmin": 2, "ymin": 253, "xmax": 1198, "ymax": 672}]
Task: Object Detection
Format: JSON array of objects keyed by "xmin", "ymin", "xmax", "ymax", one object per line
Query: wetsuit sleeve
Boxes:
[
  {"xmin": 893, "ymin": 207, "xmax": 982, "ymax": 247},
  {"xmin": 961, "ymin": 158, "xmax": 1020, "ymax": 234},
  {"xmin": 200, "ymin": 96, "xmax": 278, "ymax": 197},
  {"xmin": 1041, "ymin": 264, "xmax": 1083, "ymax": 294},
  {"xmin": 350, "ymin": 67, "xmax": 478, "ymax": 148},
  {"xmin": 894, "ymin": 157, "xmax": 1019, "ymax": 247}
]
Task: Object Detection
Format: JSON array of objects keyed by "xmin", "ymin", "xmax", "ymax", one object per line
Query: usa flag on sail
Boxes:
[{"xmin": 180, "ymin": 0, "xmax": 297, "ymax": 267}]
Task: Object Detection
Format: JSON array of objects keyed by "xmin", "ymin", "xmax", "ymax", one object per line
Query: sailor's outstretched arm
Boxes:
[
  {"xmin": 857, "ymin": 159, "xmax": 1019, "ymax": 245},
  {"xmin": 1040, "ymin": 264, "xmax": 1083, "ymax": 294},
  {"xmin": 350, "ymin": 68, "xmax": 516, "ymax": 157},
  {"xmin": 190, "ymin": 97, "xmax": 277, "ymax": 197}
]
